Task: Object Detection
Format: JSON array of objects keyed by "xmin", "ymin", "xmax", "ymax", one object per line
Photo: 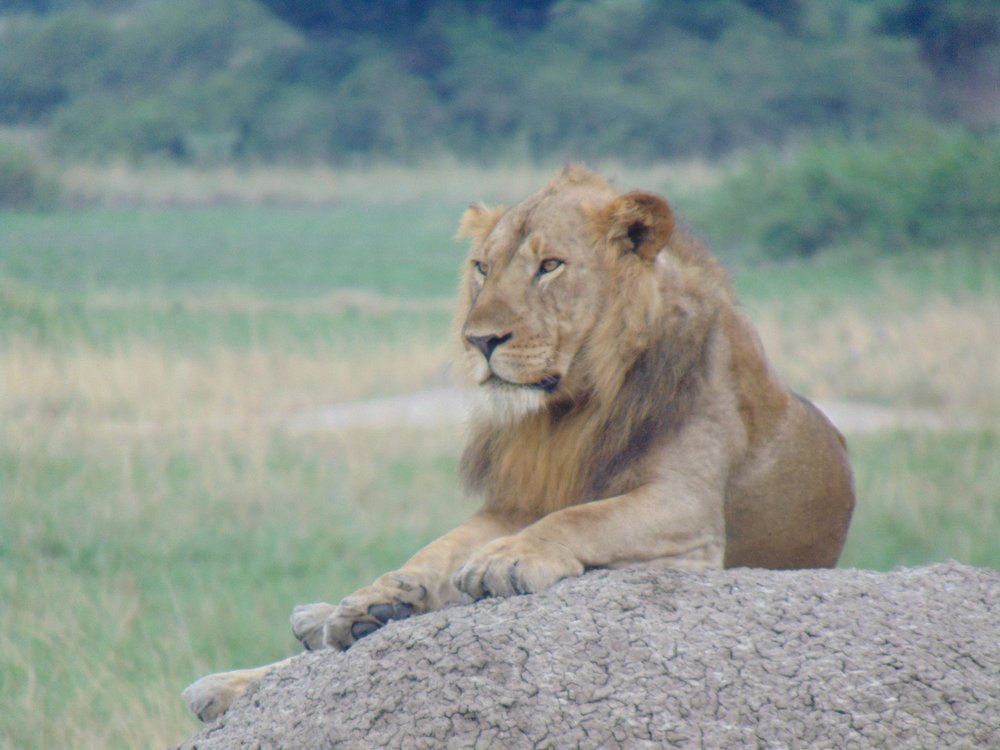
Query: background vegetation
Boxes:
[
  {"xmin": 688, "ymin": 123, "xmax": 1000, "ymax": 258},
  {"xmin": 0, "ymin": 1, "xmax": 997, "ymax": 748},
  {"xmin": 2, "ymin": 0, "xmax": 997, "ymax": 164},
  {"xmin": 2, "ymin": 0, "xmax": 998, "ymax": 256}
]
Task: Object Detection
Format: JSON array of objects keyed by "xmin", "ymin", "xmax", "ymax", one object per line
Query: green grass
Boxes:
[
  {"xmin": 0, "ymin": 203, "xmax": 466, "ymax": 298},
  {"xmin": 1, "ymin": 205, "xmax": 461, "ymax": 352},
  {"xmin": 1, "ymin": 201, "xmax": 997, "ymax": 748},
  {"xmin": 727, "ymin": 245, "xmax": 1000, "ymax": 316},
  {"xmin": 4, "ymin": 206, "xmax": 997, "ymax": 313},
  {"xmin": 841, "ymin": 430, "xmax": 1000, "ymax": 570},
  {"xmin": 0, "ymin": 426, "xmax": 474, "ymax": 748}
]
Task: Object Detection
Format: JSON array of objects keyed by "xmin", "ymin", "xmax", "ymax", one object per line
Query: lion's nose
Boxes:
[{"xmin": 465, "ymin": 332, "xmax": 512, "ymax": 360}]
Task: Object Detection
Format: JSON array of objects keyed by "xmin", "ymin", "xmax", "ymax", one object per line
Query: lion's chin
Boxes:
[{"xmin": 469, "ymin": 376, "xmax": 551, "ymax": 424}]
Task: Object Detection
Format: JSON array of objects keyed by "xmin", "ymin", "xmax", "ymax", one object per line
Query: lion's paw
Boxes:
[
  {"xmin": 323, "ymin": 571, "xmax": 430, "ymax": 650},
  {"xmin": 182, "ymin": 668, "xmax": 259, "ymax": 723},
  {"xmin": 453, "ymin": 534, "xmax": 584, "ymax": 599},
  {"xmin": 290, "ymin": 602, "xmax": 337, "ymax": 651}
]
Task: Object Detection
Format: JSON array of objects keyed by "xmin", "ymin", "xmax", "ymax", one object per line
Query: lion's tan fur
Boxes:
[
  {"xmin": 185, "ymin": 166, "xmax": 856, "ymax": 723},
  {"xmin": 454, "ymin": 165, "xmax": 853, "ymax": 568}
]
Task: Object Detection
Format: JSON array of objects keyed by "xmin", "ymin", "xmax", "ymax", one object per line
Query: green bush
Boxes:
[
  {"xmin": 0, "ymin": 10, "xmax": 113, "ymax": 122},
  {"xmin": 52, "ymin": 96, "xmax": 190, "ymax": 161},
  {"xmin": 0, "ymin": 143, "xmax": 59, "ymax": 209},
  {"xmin": 691, "ymin": 125, "xmax": 1000, "ymax": 258},
  {"xmin": 44, "ymin": 0, "xmax": 293, "ymax": 161}
]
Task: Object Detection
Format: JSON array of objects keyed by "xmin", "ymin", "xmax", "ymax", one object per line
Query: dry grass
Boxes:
[
  {"xmin": 4, "ymin": 273, "xmax": 996, "ymax": 443},
  {"xmin": 59, "ymin": 159, "xmax": 720, "ymax": 208},
  {"xmin": 752, "ymin": 294, "xmax": 1000, "ymax": 420},
  {"xmin": 1, "ymin": 336, "xmax": 452, "ymax": 441}
]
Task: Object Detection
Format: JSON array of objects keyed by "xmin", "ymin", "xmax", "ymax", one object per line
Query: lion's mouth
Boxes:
[
  {"xmin": 485, "ymin": 373, "xmax": 561, "ymax": 394},
  {"xmin": 532, "ymin": 374, "xmax": 561, "ymax": 393}
]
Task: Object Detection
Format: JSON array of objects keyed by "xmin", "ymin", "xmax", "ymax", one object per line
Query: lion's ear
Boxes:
[
  {"xmin": 592, "ymin": 191, "xmax": 675, "ymax": 262},
  {"xmin": 456, "ymin": 203, "xmax": 507, "ymax": 246}
]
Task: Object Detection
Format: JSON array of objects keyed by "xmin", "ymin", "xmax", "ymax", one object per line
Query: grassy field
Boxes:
[{"xmin": 1, "ymin": 189, "xmax": 998, "ymax": 748}]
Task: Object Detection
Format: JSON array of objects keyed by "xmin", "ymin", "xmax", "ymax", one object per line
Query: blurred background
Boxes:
[{"xmin": 1, "ymin": 1, "xmax": 997, "ymax": 746}]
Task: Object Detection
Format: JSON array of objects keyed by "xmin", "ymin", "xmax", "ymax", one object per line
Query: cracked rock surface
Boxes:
[{"xmin": 177, "ymin": 562, "xmax": 999, "ymax": 749}]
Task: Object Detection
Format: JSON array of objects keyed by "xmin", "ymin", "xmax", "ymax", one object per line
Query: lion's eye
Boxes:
[
  {"xmin": 538, "ymin": 258, "xmax": 564, "ymax": 276},
  {"xmin": 473, "ymin": 261, "xmax": 488, "ymax": 278}
]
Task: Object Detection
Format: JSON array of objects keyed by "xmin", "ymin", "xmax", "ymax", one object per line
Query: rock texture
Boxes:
[{"xmin": 178, "ymin": 562, "xmax": 999, "ymax": 749}]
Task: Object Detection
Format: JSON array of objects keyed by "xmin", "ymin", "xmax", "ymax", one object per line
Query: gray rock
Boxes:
[{"xmin": 177, "ymin": 562, "xmax": 999, "ymax": 749}]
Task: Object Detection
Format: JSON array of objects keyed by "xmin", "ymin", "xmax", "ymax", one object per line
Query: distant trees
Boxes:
[
  {"xmin": 0, "ymin": 9, "xmax": 112, "ymax": 122},
  {"xmin": 0, "ymin": 0, "xmax": 995, "ymax": 163},
  {"xmin": 880, "ymin": 0, "xmax": 1000, "ymax": 124},
  {"xmin": 258, "ymin": 0, "xmax": 559, "ymax": 36}
]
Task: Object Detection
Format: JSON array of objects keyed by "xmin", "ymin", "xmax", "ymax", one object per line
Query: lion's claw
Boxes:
[
  {"xmin": 368, "ymin": 603, "xmax": 393, "ymax": 622},
  {"xmin": 351, "ymin": 620, "xmax": 381, "ymax": 640},
  {"xmin": 454, "ymin": 534, "xmax": 584, "ymax": 600},
  {"xmin": 321, "ymin": 571, "xmax": 433, "ymax": 649}
]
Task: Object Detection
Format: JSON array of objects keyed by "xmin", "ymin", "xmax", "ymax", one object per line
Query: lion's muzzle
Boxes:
[
  {"xmin": 464, "ymin": 327, "xmax": 563, "ymax": 393},
  {"xmin": 465, "ymin": 331, "xmax": 512, "ymax": 361}
]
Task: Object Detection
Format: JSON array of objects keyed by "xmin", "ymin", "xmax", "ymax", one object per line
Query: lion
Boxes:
[{"xmin": 183, "ymin": 166, "xmax": 855, "ymax": 722}]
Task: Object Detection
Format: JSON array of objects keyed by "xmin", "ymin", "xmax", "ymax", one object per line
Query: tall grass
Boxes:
[
  {"xmin": 1, "ymin": 420, "xmax": 470, "ymax": 748},
  {"xmin": 1, "ymin": 321, "xmax": 469, "ymax": 747},
  {"xmin": 753, "ymin": 292, "xmax": 1000, "ymax": 417}
]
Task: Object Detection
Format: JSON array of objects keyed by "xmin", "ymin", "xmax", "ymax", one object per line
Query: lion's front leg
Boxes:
[
  {"xmin": 455, "ymin": 482, "xmax": 726, "ymax": 601},
  {"xmin": 318, "ymin": 510, "xmax": 523, "ymax": 649}
]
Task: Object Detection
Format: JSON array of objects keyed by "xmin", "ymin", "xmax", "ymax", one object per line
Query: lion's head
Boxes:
[{"xmin": 454, "ymin": 165, "xmax": 714, "ymax": 417}]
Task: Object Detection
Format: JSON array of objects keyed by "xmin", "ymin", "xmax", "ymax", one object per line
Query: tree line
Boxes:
[{"xmin": 0, "ymin": 0, "xmax": 996, "ymax": 164}]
